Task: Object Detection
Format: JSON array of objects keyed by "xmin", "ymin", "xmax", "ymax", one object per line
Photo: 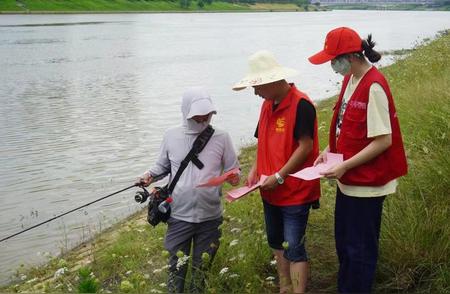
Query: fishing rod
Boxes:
[{"xmin": 0, "ymin": 183, "xmax": 139, "ymax": 243}]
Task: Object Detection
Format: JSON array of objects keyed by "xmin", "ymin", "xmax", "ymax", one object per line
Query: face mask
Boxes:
[
  {"xmin": 331, "ymin": 56, "xmax": 351, "ymax": 76},
  {"xmin": 185, "ymin": 114, "xmax": 212, "ymax": 134},
  {"xmin": 187, "ymin": 120, "xmax": 208, "ymax": 133}
]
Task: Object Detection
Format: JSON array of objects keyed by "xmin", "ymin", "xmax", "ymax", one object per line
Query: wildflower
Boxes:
[
  {"xmin": 230, "ymin": 228, "xmax": 241, "ymax": 233},
  {"xmin": 176, "ymin": 255, "xmax": 190, "ymax": 270},
  {"xmin": 282, "ymin": 241, "xmax": 289, "ymax": 250},
  {"xmin": 219, "ymin": 267, "xmax": 229, "ymax": 275},
  {"xmin": 229, "ymin": 273, "xmax": 239, "ymax": 278},
  {"xmin": 270, "ymin": 259, "xmax": 277, "ymax": 266},
  {"xmin": 125, "ymin": 270, "xmax": 132, "ymax": 276},
  {"xmin": 229, "ymin": 239, "xmax": 239, "ymax": 247},
  {"xmin": 54, "ymin": 267, "xmax": 67, "ymax": 278},
  {"xmin": 265, "ymin": 276, "xmax": 276, "ymax": 281},
  {"xmin": 119, "ymin": 280, "xmax": 134, "ymax": 293},
  {"xmin": 20, "ymin": 274, "xmax": 27, "ymax": 281},
  {"xmin": 159, "ymin": 282, "xmax": 167, "ymax": 288}
]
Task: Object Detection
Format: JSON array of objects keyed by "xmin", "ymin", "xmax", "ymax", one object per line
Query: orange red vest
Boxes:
[
  {"xmin": 257, "ymin": 85, "xmax": 321, "ymax": 206},
  {"xmin": 329, "ymin": 67, "xmax": 408, "ymax": 186}
]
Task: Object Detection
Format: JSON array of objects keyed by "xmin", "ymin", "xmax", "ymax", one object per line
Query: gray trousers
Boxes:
[{"xmin": 164, "ymin": 217, "xmax": 222, "ymax": 293}]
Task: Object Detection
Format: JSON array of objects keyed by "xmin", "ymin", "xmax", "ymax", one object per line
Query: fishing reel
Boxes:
[
  {"xmin": 134, "ymin": 186, "xmax": 169, "ymax": 204},
  {"xmin": 134, "ymin": 187, "xmax": 151, "ymax": 203}
]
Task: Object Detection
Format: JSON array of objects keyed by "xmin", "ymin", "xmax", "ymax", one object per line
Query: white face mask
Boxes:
[
  {"xmin": 187, "ymin": 119, "xmax": 209, "ymax": 134},
  {"xmin": 185, "ymin": 114, "xmax": 212, "ymax": 134},
  {"xmin": 331, "ymin": 56, "xmax": 351, "ymax": 76}
]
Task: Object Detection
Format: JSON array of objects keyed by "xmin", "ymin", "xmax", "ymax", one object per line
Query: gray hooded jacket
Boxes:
[{"xmin": 149, "ymin": 87, "xmax": 239, "ymax": 223}]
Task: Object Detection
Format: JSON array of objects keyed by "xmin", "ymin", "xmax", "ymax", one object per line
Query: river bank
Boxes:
[
  {"xmin": 0, "ymin": 1, "xmax": 324, "ymax": 14},
  {"xmin": 2, "ymin": 29, "xmax": 449, "ymax": 293}
]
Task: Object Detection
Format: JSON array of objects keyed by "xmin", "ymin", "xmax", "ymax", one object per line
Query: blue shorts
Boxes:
[{"xmin": 263, "ymin": 200, "xmax": 311, "ymax": 262}]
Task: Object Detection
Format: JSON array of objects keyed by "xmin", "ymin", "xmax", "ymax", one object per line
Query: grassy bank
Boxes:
[
  {"xmin": 0, "ymin": 0, "xmax": 324, "ymax": 13},
  {"xmin": 2, "ymin": 31, "xmax": 449, "ymax": 293},
  {"xmin": 325, "ymin": 3, "xmax": 450, "ymax": 11}
]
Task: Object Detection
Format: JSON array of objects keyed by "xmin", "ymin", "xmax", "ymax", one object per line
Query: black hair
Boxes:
[{"xmin": 361, "ymin": 34, "xmax": 381, "ymax": 63}]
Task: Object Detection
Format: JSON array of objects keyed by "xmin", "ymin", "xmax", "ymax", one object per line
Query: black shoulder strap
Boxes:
[{"xmin": 167, "ymin": 125, "xmax": 215, "ymax": 194}]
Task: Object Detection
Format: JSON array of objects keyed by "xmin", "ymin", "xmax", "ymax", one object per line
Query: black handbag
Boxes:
[{"xmin": 147, "ymin": 125, "xmax": 215, "ymax": 227}]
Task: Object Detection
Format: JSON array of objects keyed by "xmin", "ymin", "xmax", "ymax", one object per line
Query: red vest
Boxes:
[
  {"xmin": 329, "ymin": 67, "xmax": 408, "ymax": 186},
  {"xmin": 257, "ymin": 85, "xmax": 321, "ymax": 206}
]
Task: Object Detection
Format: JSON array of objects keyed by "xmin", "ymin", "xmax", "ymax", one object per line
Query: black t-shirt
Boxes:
[{"xmin": 254, "ymin": 99, "xmax": 316, "ymax": 140}]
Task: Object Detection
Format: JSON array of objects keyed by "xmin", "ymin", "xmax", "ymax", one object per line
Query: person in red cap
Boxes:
[{"xmin": 308, "ymin": 27, "xmax": 408, "ymax": 293}]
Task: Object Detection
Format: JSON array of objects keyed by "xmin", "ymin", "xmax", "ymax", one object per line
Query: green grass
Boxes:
[
  {"xmin": 2, "ymin": 31, "xmax": 449, "ymax": 293},
  {"xmin": 0, "ymin": 0, "xmax": 248, "ymax": 12},
  {"xmin": 0, "ymin": 0, "xmax": 325, "ymax": 12}
]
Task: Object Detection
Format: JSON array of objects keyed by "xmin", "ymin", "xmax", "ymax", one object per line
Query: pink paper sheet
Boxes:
[
  {"xmin": 226, "ymin": 175, "xmax": 268, "ymax": 203},
  {"xmin": 197, "ymin": 167, "xmax": 241, "ymax": 187},
  {"xmin": 289, "ymin": 152, "xmax": 344, "ymax": 181}
]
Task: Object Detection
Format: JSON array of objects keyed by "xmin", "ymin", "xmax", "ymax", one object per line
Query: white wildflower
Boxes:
[
  {"xmin": 54, "ymin": 267, "xmax": 67, "ymax": 278},
  {"xmin": 20, "ymin": 274, "xmax": 27, "ymax": 281},
  {"xmin": 125, "ymin": 270, "xmax": 132, "ymax": 276},
  {"xmin": 270, "ymin": 259, "xmax": 277, "ymax": 266},
  {"xmin": 265, "ymin": 276, "xmax": 275, "ymax": 281},
  {"xmin": 229, "ymin": 239, "xmax": 239, "ymax": 247},
  {"xmin": 219, "ymin": 267, "xmax": 229, "ymax": 275},
  {"xmin": 176, "ymin": 255, "xmax": 190, "ymax": 270},
  {"xmin": 159, "ymin": 282, "xmax": 167, "ymax": 288}
]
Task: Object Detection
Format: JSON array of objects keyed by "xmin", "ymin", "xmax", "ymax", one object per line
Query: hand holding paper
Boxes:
[
  {"xmin": 226, "ymin": 175, "xmax": 268, "ymax": 202},
  {"xmin": 289, "ymin": 152, "xmax": 343, "ymax": 180},
  {"xmin": 197, "ymin": 167, "xmax": 240, "ymax": 187}
]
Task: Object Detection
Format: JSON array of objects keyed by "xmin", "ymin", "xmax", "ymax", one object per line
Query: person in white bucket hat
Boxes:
[
  {"xmin": 233, "ymin": 50, "xmax": 321, "ymax": 294},
  {"xmin": 137, "ymin": 87, "xmax": 240, "ymax": 293}
]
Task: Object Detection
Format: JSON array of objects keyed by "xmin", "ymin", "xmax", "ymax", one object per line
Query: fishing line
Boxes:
[{"xmin": 0, "ymin": 183, "xmax": 139, "ymax": 243}]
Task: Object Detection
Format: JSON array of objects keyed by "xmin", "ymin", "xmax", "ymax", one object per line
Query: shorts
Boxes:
[{"xmin": 263, "ymin": 200, "xmax": 311, "ymax": 262}]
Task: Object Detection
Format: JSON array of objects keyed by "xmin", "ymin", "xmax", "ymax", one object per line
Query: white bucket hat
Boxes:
[{"xmin": 232, "ymin": 50, "xmax": 299, "ymax": 91}]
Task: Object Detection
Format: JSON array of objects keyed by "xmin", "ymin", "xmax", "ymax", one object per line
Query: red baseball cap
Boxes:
[{"xmin": 308, "ymin": 27, "xmax": 363, "ymax": 65}]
